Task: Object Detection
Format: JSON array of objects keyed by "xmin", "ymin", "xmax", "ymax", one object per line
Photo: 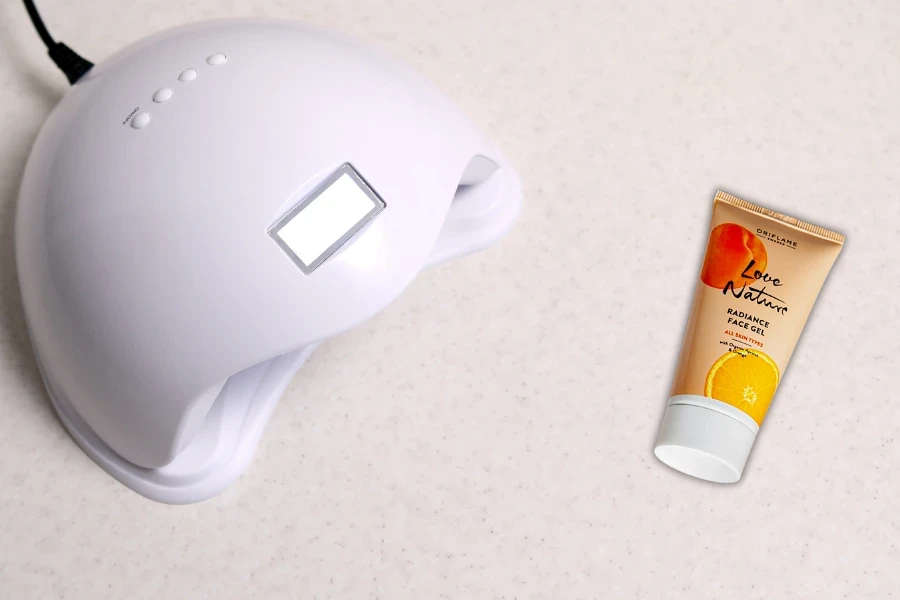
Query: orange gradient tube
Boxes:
[{"xmin": 654, "ymin": 191, "xmax": 844, "ymax": 483}]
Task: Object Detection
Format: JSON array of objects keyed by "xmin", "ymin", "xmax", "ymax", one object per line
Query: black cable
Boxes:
[
  {"xmin": 23, "ymin": 0, "xmax": 54, "ymax": 48},
  {"xmin": 22, "ymin": 0, "xmax": 95, "ymax": 85}
]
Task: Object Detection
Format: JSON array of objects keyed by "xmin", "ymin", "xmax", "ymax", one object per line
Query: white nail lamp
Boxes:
[{"xmin": 16, "ymin": 19, "xmax": 521, "ymax": 503}]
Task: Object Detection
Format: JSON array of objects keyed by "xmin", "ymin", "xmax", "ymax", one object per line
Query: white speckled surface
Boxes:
[{"xmin": 1, "ymin": 1, "xmax": 898, "ymax": 598}]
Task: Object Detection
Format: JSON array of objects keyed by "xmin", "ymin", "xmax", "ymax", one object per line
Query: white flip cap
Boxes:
[{"xmin": 654, "ymin": 395, "xmax": 759, "ymax": 483}]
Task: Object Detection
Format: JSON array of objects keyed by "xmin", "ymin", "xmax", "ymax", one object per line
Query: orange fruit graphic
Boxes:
[
  {"xmin": 700, "ymin": 223, "xmax": 768, "ymax": 290},
  {"xmin": 704, "ymin": 349, "xmax": 780, "ymax": 425}
]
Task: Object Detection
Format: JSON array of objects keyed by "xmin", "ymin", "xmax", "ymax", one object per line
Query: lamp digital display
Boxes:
[{"xmin": 269, "ymin": 164, "xmax": 385, "ymax": 274}]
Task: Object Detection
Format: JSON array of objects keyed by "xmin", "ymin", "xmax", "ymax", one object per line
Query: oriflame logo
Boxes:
[{"xmin": 756, "ymin": 228, "xmax": 798, "ymax": 249}]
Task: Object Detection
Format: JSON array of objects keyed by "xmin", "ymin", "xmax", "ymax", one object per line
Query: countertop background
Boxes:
[{"xmin": 1, "ymin": 1, "xmax": 898, "ymax": 598}]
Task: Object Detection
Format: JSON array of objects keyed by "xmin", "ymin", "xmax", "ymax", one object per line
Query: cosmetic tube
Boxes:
[{"xmin": 655, "ymin": 191, "xmax": 844, "ymax": 483}]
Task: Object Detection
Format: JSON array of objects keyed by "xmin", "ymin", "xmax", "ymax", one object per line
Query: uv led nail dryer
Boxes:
[{"xmin": 16, "ymin": 19, "xmax": 521, "ymax": 503}]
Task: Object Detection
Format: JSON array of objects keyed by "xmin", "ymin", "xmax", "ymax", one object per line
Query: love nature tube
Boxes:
[{"xmin": 654, "ymin": 191, "xmax": 844, "ymax": 483}]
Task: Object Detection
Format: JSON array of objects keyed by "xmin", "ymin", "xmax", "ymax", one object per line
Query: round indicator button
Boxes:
[
  {"xmin": 152, "ymin": 88, "xmax": 173, "ymax": 103},
  {"xmin": 131, "ymin": 112, "xmax": 151, "ymax": 129}
]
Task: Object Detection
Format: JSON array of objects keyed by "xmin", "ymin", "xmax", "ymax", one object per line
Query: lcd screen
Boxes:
[{"xmin": 269, "ymin": 164, "xmax": 385, "ymax": 273}]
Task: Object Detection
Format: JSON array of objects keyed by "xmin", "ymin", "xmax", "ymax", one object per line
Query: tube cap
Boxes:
[{"xmin": 654, "ymin": 399, "xmax": 758, "ymax": 483}]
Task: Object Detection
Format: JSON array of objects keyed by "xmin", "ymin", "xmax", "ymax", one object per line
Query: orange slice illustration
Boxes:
[{"xmin": 705, "ymin": 349, "xmax": 780, "ymax": 425}]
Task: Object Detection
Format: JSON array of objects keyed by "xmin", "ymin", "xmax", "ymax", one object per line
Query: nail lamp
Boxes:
[{"xmin": 16, "ymin": 19, "xmax": 521, "ymax": 503}]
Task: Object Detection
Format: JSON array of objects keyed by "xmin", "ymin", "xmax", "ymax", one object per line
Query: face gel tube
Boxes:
[{"xmin": 654, "ymin": 191, "xmax": 844, "ymax": 483}]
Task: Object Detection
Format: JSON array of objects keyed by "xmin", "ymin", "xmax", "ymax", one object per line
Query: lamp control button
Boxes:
[
  {"xmin": 152, "ymin": 88, "xmax": 173, "ymax": 103},
  {"xmin": 131, "ymin": 112, "xmax": 151, "ymax": 129},
  {"xmin": 206, "ymin": 53, "xmax": 227, "ymax": 65},
  {"xmin": 178, "ymin": 68, "xmax": 198, "ymax": 82}
]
